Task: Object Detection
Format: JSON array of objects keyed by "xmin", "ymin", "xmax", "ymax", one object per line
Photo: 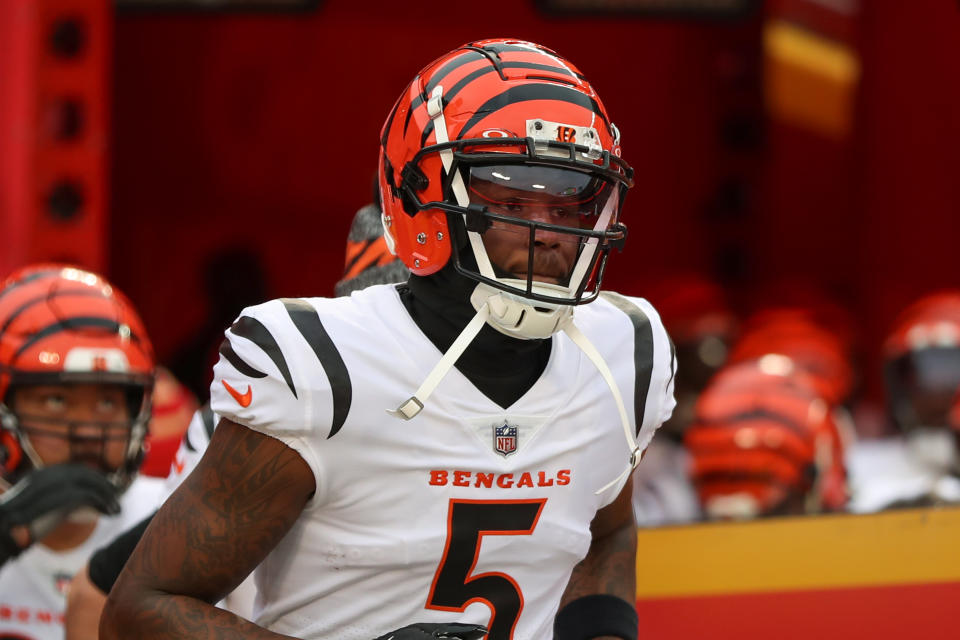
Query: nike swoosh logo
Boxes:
[
  {"xmin": 222, "ymin": 380, "xmax": 252, "ymax": 407},
  {"xmin": 172, "ymin": 458, "xmax": 186, "ymax": 475}
]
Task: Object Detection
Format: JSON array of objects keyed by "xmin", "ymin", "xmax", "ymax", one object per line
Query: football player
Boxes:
[
  {"xmin": 102, "ymin": 39, "xmax": 676, "ymax": 640},
  {"xmin": 0, "ymin": 264, "xmax": 160, "ymax": 640},
  {"xmin": 631, "ymin": 275, "xmax": 738, "ymax": 527},
  {"xmin": 685, "ymin": 356, "xmax": 848, "ymax": 519},
  {"xmin": 847, "ymin": 292, "xmax": 960, "ymax": 511}
]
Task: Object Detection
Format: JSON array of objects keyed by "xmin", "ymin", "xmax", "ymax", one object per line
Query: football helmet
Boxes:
[
  {"xmin": 685, "ymin": 356, "xmax": 848, "ymax": 519},
  {"xmin": 379, "ymin": 38, "xmax": 633, "ymax": 339},
  {"xmin": 728, "ymin": 309, "xmax": 854, "ymax": 406},
  {"xmin": 883, "ymin": 291, "xmax": 960, "ymax": 435},
  {"xmin": 0, "ymin": 265, "xmax": 155, "ymax": 491}
]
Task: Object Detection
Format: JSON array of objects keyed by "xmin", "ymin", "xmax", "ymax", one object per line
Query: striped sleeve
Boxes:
[
  {"xmin": 600, "ymin": 292, "xmax": 677, "ymax": 453},
  {"xmin": 208, "ymin": 298, "xmax": 354, "ymax": 494}
]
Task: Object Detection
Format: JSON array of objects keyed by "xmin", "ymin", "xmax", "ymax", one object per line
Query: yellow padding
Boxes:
[
  {"xmin": 636, "ymin": 507, "xmax": 960, "ymax": 597},
  {"xmin": 764, "ymin": 19, "xmax": 860, "ymax": 137}
]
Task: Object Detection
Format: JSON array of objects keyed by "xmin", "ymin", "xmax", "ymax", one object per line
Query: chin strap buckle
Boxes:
[{"xmin": 387, "ymin": 396, "xmax": 424, "ymax": 421}]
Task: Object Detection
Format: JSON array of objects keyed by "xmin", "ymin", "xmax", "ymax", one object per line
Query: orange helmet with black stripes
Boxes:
[
  {"xmin": 379, "ymin": 38, "xmax": 633, "ymax": 319},
  {"xmin": 685, "ymin": 356, "xmax": 848, "ymax": 518},
  {"xmin": 0, "ymin": 264, "xmax": 155, "ymax": 489}
]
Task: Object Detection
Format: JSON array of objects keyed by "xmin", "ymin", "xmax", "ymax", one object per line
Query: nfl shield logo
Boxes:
[{"xmin": 494, "ymin": 423, "xmax": 518, "ymax": 457}]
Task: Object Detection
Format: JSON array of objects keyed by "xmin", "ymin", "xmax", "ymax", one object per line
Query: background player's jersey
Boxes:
[
  {"xmin": 163, "ymin": 404, "xmax": 217, "ymax": 501},
  {"xmin": 209, "ymin": 284, "xmax": 675, "ymax": 640},
  {"xmin": 846, "ymin": 436, "xmax": 960, "ymax": 512},
  {"xmin": 0, "ymin": 476, "xmax": 161, "ymax": 640}
]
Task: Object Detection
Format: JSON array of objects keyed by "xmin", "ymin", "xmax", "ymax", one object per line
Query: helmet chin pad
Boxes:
[{"xmin": 470, "ymin": 281, "xmax": 573, "ymax": 340}]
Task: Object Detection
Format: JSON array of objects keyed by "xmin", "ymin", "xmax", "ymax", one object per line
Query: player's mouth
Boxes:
[{"xmin": 513, "ymin": 272, "xmax": 563, "ymax": 285}]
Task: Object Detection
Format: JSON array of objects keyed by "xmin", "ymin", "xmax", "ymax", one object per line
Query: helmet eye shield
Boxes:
[
  {"xmin": 396, "ymin": 136, "xmax": 632, "ymax": 305},
  {"xmin": 466, "ymin": 164, "xmax": 617, "ymax": 233}
]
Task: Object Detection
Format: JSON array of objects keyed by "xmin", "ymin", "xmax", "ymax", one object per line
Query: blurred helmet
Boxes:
[
  {"xmin": 646, "ymin": 274, "xmax": 739, "ymax": 439},
  {"xmin": 335, "ymin": 203, "xmax": 409, "ymax": 297},
  {"xmin": 728, "ymin": 309, "xmax": 854, "ymax": 406},
  {"xmin": 379, "ymin": 38, "xmax": 633, "ymax": 339},
  {"xmin": 685, "ymin": 356, "xmax": 848, "ymax": 519},
  {"xmin": 883, "ymin": 291, "xmax": 960, "ymax": 435},
  {"xmin": 0, "ymin": 265, "xmax": 155, "ymax": 490}
]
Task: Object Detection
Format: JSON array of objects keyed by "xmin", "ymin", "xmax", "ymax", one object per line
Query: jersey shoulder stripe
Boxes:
[
  {"xmin": 281, "ymin": 298, "xmax": 353, "ymax": 438},
  {"xmin": 228, "ymin": 315, "xmax": 298, "ymax": 398},
  {"xmin": 599, "ymin": 291, "xmax": 655, "ymax": 434},
  {"xmin": 218, "ymin": 337, "xmax": 267, "ymax": 380}
]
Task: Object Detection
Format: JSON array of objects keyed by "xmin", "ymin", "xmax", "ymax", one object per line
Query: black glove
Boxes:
[
  {"xmin": 0, "ymin": 463, "xmax": 120, "ymax": 563},
  {"xmin": 372, "ymin": 622, "xmax": 488, "ymax": 640}
]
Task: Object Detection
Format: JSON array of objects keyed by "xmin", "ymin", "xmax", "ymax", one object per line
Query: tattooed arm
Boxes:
[
  {"xmin": 558, "ymin": 478, "xmax": 637, "ymax": 639},
  {"xmin": 100, "ymin": 418, "xmax": 316, "ymax": 639}
]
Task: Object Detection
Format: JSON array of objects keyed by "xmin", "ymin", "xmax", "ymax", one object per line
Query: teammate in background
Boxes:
[
  {"xmin": 138, "ymin": 366, "xmax": 197, "ymax": 478},
  {"xmin": 632, "ymin": 275, "xmax": 738, "ymax": 526},
  {"xmin": 102, "ymin": 39, "xmax": 675, "ymax": 640},
  {"xmin": 336, "ymin": 202, "xmax": 410, "ymax": 298},
  {"xmin": 685, "ymin": 356, "xmax": 848, "ymax": 519},
  {"xmin": 0, "ymin": 265, "xmax": 159, "ymax": 640},
  {"xmin": 847, "ymin": 292, "xmax": 960, "ymax": 512},
  {"xmin": 64, "ymin": 204, "xmax": 408, "ymax": 639}
]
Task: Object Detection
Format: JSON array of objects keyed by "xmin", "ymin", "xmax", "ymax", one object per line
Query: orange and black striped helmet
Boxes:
[
  {"xmin": 0, "ymin": 264, "xmax": 155, "ymax": 488},
  {"xmin": 379, "ymin": 38, "xmax": 633, "ymax": 308},
  {"xmin": 685, "ymin": 356, "xmax": 848, "ymax": 519}
]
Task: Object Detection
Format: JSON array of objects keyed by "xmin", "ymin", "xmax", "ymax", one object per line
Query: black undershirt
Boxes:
[{"xmin": 397, "ymin": 263, "xmax": 551, "ymax": 409}]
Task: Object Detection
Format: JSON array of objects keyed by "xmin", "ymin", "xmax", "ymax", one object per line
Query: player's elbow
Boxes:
[{"xmin": 99, "ymin": 574, "xmax": 152, "ymax": 639}]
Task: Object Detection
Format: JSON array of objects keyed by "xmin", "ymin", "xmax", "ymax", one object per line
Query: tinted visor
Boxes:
[
  {"xmin": 888, "ymin": 347, "xmax": 960, "ymax": 428},
  {"xmin": 466, "ymin": 164, "xmax": 618, "ymax": 233}
]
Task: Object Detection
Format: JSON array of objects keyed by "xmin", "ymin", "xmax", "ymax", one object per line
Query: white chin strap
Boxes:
[{"xmin": 388, "ymin": 300, "xmax": 641, "ymax": 496}]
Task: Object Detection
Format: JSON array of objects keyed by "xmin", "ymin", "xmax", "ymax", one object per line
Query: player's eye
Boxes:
[
  {"xmin": 96, "ymin": 397, "xmax": 118, "ymax": 413},
  {"xmin": 42, "ymin": 393, "xmax": 67, "ymax": 413}
]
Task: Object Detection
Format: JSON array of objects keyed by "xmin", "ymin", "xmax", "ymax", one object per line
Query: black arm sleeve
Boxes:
[{"xmin": 87, "ymin": 512, "xmax": 156, "ymax": 594}]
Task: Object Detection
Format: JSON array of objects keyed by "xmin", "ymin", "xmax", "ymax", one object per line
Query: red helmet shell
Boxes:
[
  {"xmin": 0, "ymin": 264, "xmax": 155, "ymax": 402},
  {"xmin": 379, "ymin": 38, "xmax": 624, "ymax": 276},
  {"xmin": 884, "ymin": 291, "xmax": 960, "ymax": 358}
]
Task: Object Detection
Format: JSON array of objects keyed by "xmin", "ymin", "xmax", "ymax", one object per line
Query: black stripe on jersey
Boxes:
[
  {"xmin": 0, "ymin": 288, "xmax": 104, "ymax": 342},
  {"xmin": 282, "ymin": 298, "xmax": 352, "ymax": 439},
  {"xmin": 600, "ymin": 292, "xmax": 654, "ymax": 435},
  {"xmin": 184, "ymin": 404, "xmax": 216, "ymax": 453},
  {"xmin": 200, "ymin": 404, "xmax": 216, "ymax": 440},
  {"xmin": 667, "ymin": 335, "xmax": 677, "ymax": 394},
  {"xmin": 13, "ymin": 317, "xmax": 144, "ymax": 359},
  {"xmin": 218, "ymin": 338, "xmax": 267, "ymax": 380},
  {"xmin": 453, "ymin": 84, "xmax": 610, "ymax": 144},
  {"xmin": 228, "ymin": 316, "xmax": 298, "ymax": 399}
]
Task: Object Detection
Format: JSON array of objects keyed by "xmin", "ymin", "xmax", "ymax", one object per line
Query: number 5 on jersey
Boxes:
[{"xmin": 426, "ymin": 499, "xmax": 547, "ymax": 640}]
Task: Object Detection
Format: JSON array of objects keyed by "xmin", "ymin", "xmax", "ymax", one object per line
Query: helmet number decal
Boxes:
[{"xmin": 526, "ymin": 119, "xmax": 602, "ymax": 159}]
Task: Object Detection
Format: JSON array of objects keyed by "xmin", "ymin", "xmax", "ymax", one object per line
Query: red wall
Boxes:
[{"xmin": 108, "ymin": 0, "xmax": 960, "ymax": 401}]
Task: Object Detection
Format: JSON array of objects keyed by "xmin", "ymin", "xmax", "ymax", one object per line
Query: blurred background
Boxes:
[
  {"xmin": 3, "ymin": 0, "xmax": 960, "ymax": 636},
  {"xmin": 3, "ymin": 0, "xmax": 959, "ymax": 404}
]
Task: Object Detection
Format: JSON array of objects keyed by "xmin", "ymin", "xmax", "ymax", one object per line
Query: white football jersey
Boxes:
[
  {"xmin": 0, "ymin": 475, "xmax": 162, "ymax": 640},
  {"xmin": 162, "ymin": 405, "xmax": 217, "ymax": 502},
  {"xmin": 846, "ymin": 435, "xmax": 960, "ymax": 513},
  {"xmin": 209, "ymin": 284, "xmax": 675, "ymax": 640}
]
